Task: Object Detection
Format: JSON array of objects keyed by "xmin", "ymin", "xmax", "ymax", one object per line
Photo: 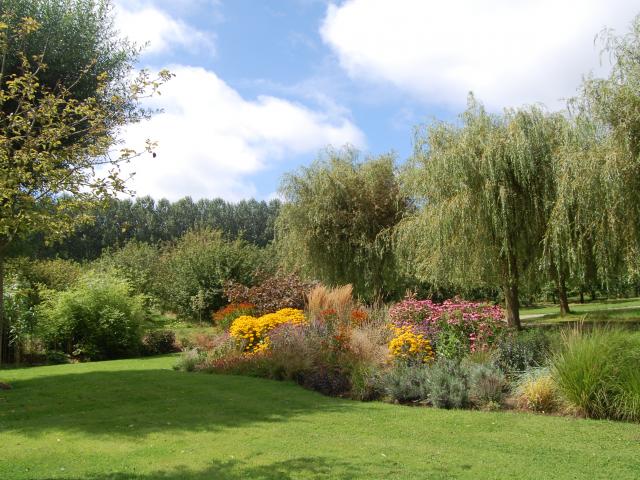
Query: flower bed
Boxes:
[{"xmin": 388, "ymin": 297, "xmax": 506, "ymax": 358}]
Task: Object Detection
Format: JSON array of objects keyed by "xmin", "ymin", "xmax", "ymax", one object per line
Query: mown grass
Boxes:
[
  {"xmin": 1, "ymin": 356, "xmax": 640, "ymax": 479},
  {"xmin": 520, "ymin": 297, "xmax": 640, "ymax": 317},
  {"xmin": 144, "ymin": 312, "xmax": 219, "ymax": 343},
  {"xmin": 524, "ymin": 307, "xmax": 640, "ymax": 327}
]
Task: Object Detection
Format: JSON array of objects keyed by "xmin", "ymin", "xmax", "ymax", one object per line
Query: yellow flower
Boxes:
[
  {"xmin": 388, "ymin": 328, "xmax": 434, "ymax": 363},
  {"xmin": 229, "ymin": 308, "xmax": 307, "ymax": 353}
]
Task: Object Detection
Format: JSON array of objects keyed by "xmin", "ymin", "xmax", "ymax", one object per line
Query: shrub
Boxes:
[
  {"xmin": 20, "ymin": 258, "xmax": 82, "ymax": 291},
  {"xmin": 224, "ymin": 271, "xmax": 313, "ymax": 316},
  {"xmin": 515, "ymin": 368, "xmax": 559, "ymax": 413},
  {"xmin": 389, "ymin": 296, "xmax": 506, "ymax": 358},
  {"xmin": 38, "ymin": 271, "xmax": 145, "ymax": 360},
  {"xmin": 173, "ymin": 348, "xmax": 205, "ymax": 372},
  {"xmin": 349, "ymin": 363, "xmax": 384, "ymax": 401},
  {"xmin": 382, "ymin": 363, "xmax": 431, "ymax": 403},
  {"xmin": 467, "ymin": 362, "xmax": 506, "ymax": 407},
  {"xmin": 298, "ymin": 365, "xmax": 352, "ymax": 397},
  {"xmin": 495, "ymin": 329, "xmax": 552, "ymax": 375},
  {"xmin": 212, "ymin": 302, "xmax": 256, "ymax": 329},
  {"xmin": 4, "ymin": 273, "xmax": 39, "ymax": 363},
  {"xmin": 551, "ymin": 328, "xmax": 640, "ymax": 421},
  {"xmin": 142, "ymin": 330, "xmax": 178, "ymax": 355},
  {"xmin": 45, "ymin": 350, "xmax": 70, "ymax": 365},
  {"xmin": 155, "ymin": 229, "xmax": 264, "ymax": 321},
  {"xmin": 428, "ymin": 358, "xmax": 470, "ymax": 409}
]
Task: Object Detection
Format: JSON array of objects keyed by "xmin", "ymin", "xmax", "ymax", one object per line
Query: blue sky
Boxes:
[{"xmin": 115, "ymin": 0, "xmax": 639, "ymax": 201}]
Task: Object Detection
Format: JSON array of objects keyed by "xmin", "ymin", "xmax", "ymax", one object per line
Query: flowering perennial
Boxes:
[
  {"xmin": 213, "ymin": 302, "xmax": 255, "ymax": 326},
  {"xmin": 388, "ymin": 326, "xmax": 434, "ymax": 363},
  {"xmin": 389, "ymin": 297, "xmax": 506, "ymax": 356},
  {"xmin": 229, "ymin": 308, "xmax": 306, "ymax": 353}
]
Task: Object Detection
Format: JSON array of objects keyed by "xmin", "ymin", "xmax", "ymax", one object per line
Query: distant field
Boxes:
[{"xmin": 1, "ymin": 356, "xmax": 640, "ymax": 480}]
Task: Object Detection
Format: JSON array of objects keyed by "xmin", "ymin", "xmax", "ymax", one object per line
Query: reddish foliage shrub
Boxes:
[{"xmin": 224, "ymin": 272, "xmax": 314, "ymax": 315}]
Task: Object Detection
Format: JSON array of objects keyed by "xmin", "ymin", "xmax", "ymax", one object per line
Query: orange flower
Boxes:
[{"xmin": 350, "ymin": 309, "xmax": 368, "ymax": 325}]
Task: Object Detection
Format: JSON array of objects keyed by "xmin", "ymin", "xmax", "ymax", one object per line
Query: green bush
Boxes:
[
  {"xmin": 382, "ymin": 363, "xmax": 431, "ymax": 403},
  {"xmin": 495, "ymin": 329, "xmax": 552, "ymax": 375},
  {"xmin": 45, "ymin": 350, "xmax": 70, "ymax": 365},
  {"xmin": 142, "ymin": 330, "xmax": 178, "ymax": 355},
  {"xmin": 349, "ymin": 363, "xmax": 384, "ymax": 401},
  {"xmin": 173, "ymin": 349, "xmax": 205, "ymax": 372},
  {"xmin": 552, "ymin": 328, "xmax": 640, "ymax": 421},
  {"xmin": 428, "ymin": 358, "xmax": 470, "ymax": 409},
  {"xmin": 155, "ymin": 229, "xmax": 265, "ymax": 321},
  {"xmin": 38, "ymin": 271, "xmax": 145, "ymax": 360},
  {"xmin": 20, "ymin": 258, "xmax": 83, "ymax": 291},
  {"xmin": 467, "ymin": 362, "xmax": 506, "ymax": 407}
]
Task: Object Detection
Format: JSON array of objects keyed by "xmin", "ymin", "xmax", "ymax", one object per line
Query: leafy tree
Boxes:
[
  {"xmin": 544, "ymin": 15, "xmax": 640, "ymax": 305},
  {"xmin": 95, "ymin": 240, "xmax": 159, "ymax": 298},
  {"xmin": 399, "ymin": 99, "xmax": 563, "ymax": 328},
  {"xmin": 277, "ymin": 148, "xmax": 410, "ymax": 300},
  {"xmin": 0, "ymin": 4, "xmax": 170, "ymax": 363}
]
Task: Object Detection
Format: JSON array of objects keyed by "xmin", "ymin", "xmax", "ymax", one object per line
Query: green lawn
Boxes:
[
  {"xmin": 144, "ymin": 313, "xmax": 219, "ymax": 344},
  {"xmin": 524, "ymin": 307, "xmax": 640, "ymax": 327},
  {"xmin": 520, "ymin": 297, "xmax": 640, "ymax": 317},
  {"xmin": 1, "ymin": 357, "xmax": 639, "ymax": 479}
]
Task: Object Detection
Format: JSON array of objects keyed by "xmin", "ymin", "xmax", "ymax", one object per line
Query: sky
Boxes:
[{"xmin": 114, "ymin": 0, "xmax": 640, "ymax": 202}]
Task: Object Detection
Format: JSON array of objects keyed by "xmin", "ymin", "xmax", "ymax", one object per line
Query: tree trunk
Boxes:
[
  {"xmin": 579, "ymin": 289, "xmax": 584, "ymax": 304},
  {"xmin": 0, "ymin": 251, "xmax": 6, "ymax": 365},
  {"xmin": 503, "ymin": 283, "xmax": 521, "ymax": 330},
  {"xmin": 557, "ymin": 275, "xmax": 571, "ymax": 316}
]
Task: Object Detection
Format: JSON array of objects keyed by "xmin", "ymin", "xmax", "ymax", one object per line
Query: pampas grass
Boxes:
[{"xmin": 306, "ymin": 283, "xmax": 354, "ymax": 323}]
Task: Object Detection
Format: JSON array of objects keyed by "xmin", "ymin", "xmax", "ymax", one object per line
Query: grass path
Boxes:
[{"xmin": 1, "ymin": 356, "xmax": 640, "ymax": 479}]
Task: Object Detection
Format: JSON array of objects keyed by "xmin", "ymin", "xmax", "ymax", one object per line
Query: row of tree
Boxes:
[{"xmin": 20, "ymin": 196, "xmax": 281, "ymax": 260}]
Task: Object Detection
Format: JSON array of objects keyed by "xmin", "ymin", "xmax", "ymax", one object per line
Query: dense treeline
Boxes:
[{"xmin": 22, "ymin": 196, "xmax": 281, "ymax": 260}]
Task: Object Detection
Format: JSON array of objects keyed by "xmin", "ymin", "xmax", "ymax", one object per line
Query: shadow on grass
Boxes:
[
  {"xmin": 0, "ymin": 368, "xmax": 350, "ymax": 438},
  {"xmin": 37, "ymin": 457, "xmax": 394, "ymax": 480}
]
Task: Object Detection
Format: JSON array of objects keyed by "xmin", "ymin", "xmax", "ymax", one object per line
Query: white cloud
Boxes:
[
  {"xmin": 115, "ymin": 2, "xmax": 215, "ymax": 55},
  {"xmin": 119, "ymin": 66, "xmax": 365, "ymax": 201},
  {"xmin": 321, "ymin": 0, "xmax": 639, "ymax": 110}
]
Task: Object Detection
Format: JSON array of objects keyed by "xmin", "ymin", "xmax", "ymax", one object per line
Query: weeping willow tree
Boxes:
[
  {"xmin": 398, "ymin": 97, "xmax": 564, "ymax": 328},
  {"xmin": 543, "ymin": 116, "xmax": 617, "ymax": 307},
  {"xmin": 545, "ymin": 15, "xmax": 640, "ymax": 301},
  {"xmin": 276, "ymin": 148, "xmax": 410, "ymax": 300}
]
